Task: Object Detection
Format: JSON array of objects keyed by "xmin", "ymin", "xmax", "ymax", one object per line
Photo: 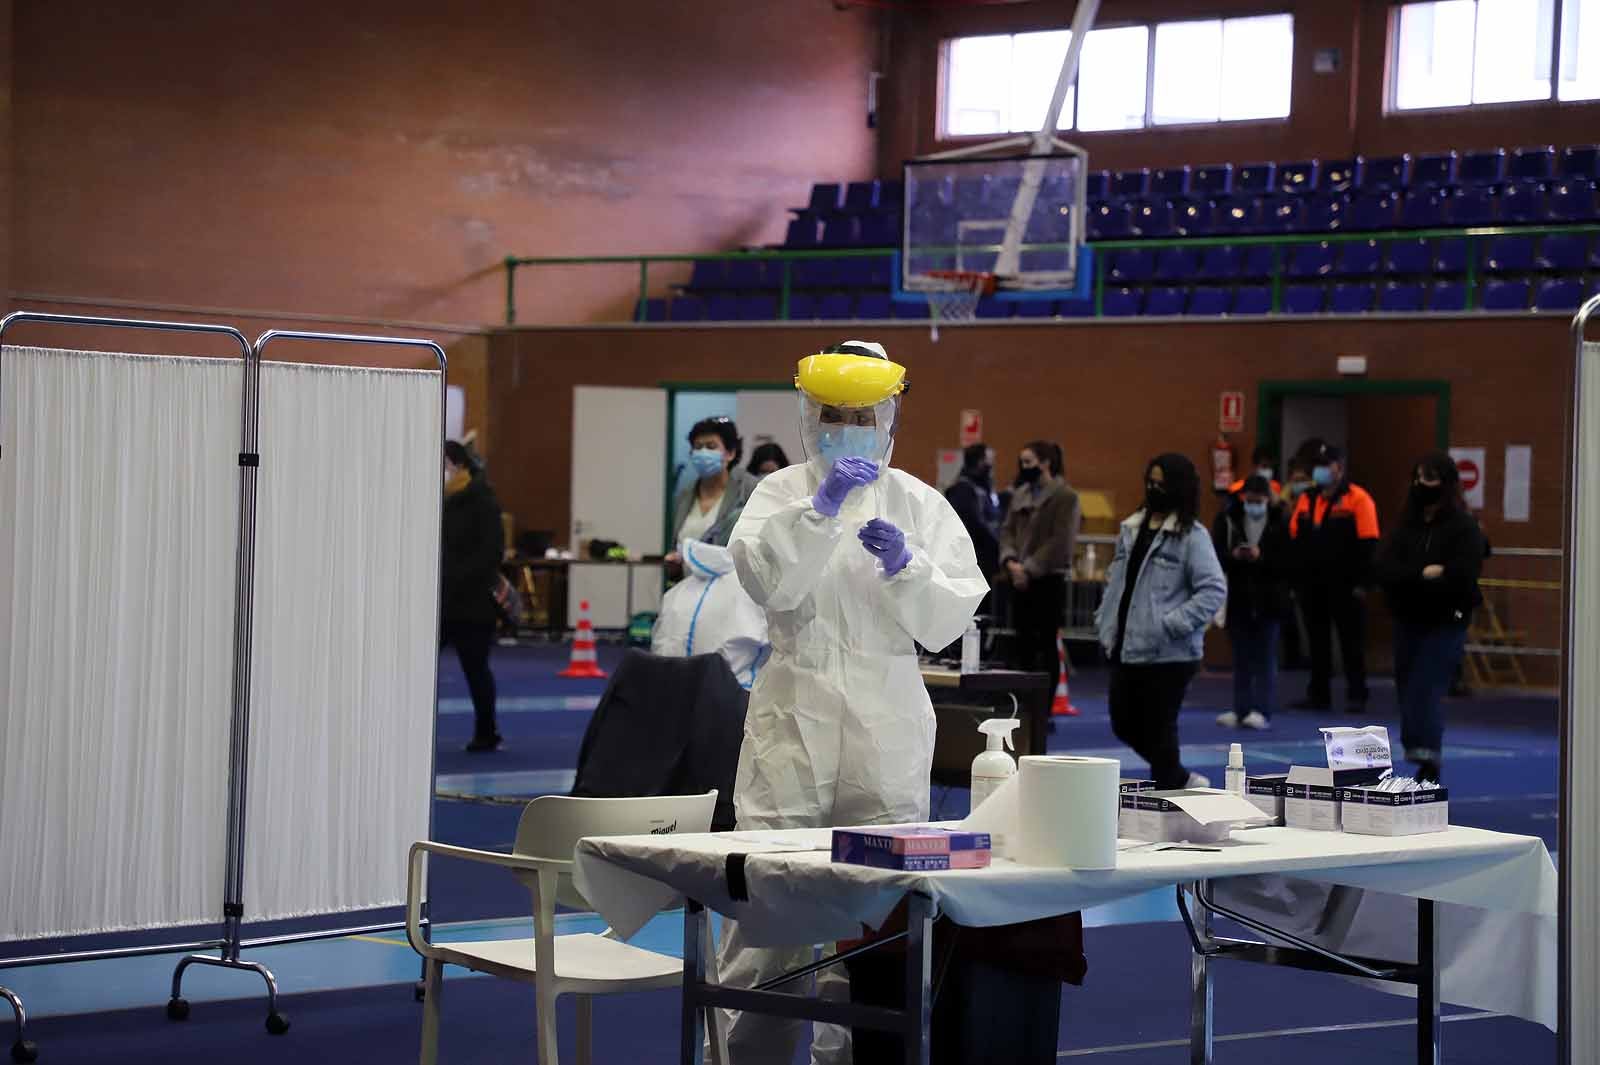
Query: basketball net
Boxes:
[{"xmin": 925, "ymin": 270, "xmax": 998, "ymax": 343}]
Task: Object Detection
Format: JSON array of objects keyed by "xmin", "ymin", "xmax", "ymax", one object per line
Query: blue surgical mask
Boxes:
[
  {"xmin": 1312, "ymin": 465, "xmax": 1333, "ymax": 487},
  {"xmin": 1244, "ymin": 501, "xmax": 1268, "ymax": 519},
  {"xmin": 817, "ymin": 425, "xmax": 881, "ymax": 467},
  {"xmin": 689, "ymin": 448, "xmax": 724, "ymax": 478}
]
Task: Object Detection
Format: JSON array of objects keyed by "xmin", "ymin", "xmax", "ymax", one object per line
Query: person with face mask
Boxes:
[
  {"xmin": 717, "ymin": 340, "xmax": 986, "ymax": 1065},
  {"xmin": 664, "ymin": 417, "xmax": 758, "ymax": 579},
  {"xmin": 1288, "ymin": 442, "xmax": 1381, "ymax": 713},
  {"xmin": 944, "ymin": 441, "xmax": 1001, "ymax": 581},
  {"xmin": 441, "ymin": 440, "xmax": 506, "ymax": 752},
  {"xmin": 745, "ymin": 441, "xmax": 790, "ymax": 480},
  {"xmin": 1227, "ymin": 445, "xmax": 1283, "ymax": 499},
  {"xmin": 1096, "ymin": 454, "xmax": 1227, "ymax": 789},
  {"xmin": 1376, "ymin": 453, "xmax": 1484, "ymax": 783},
  {"xmin": 1211, "ymin": 475, "xmax": 1292, "ymax": 730},
  {"xmin": 997, "ymin": 440, "xmax": 1080, "ymax": 694}
]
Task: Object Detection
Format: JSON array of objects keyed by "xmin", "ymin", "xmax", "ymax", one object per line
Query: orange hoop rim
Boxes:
[{"xmin": 926, "ymin": 269, "xmax": 999, "ymax": 295}]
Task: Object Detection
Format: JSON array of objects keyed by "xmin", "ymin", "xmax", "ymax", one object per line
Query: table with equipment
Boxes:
[
  {"xmin": 922, "ymin": 668, "xmax": 1052, "ymax": 788},
  {"xmin": 573, "ymin": 823, "xmax": 1555, "ymax": 1065}
]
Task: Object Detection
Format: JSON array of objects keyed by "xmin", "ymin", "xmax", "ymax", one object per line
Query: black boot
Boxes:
[{"xmin": 465, "ymin": 733, "xmax": 504, "ymax": 753}]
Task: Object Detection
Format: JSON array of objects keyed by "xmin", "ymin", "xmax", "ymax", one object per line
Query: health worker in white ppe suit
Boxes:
[{"xmin": 714, "ymin": 341, "xmax": 987, "ymax": 1065}]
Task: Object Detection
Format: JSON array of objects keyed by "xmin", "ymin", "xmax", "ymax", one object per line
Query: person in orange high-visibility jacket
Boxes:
[
  {"xmin": 1288, "ymin": 443, "xmax": 1380, "ymax": 713},
  {"xmin": 1227, "ymin": 445, "xmax": 1283, "ymax": 498}
]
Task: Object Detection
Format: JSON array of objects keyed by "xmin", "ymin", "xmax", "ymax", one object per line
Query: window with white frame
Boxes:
[
  {"xmin": 1391, "ymin": 0, "xmax": 1600, "ymax": 110},
  {"xmin": 940, "ymin": 13, "xmax": 1293, "ymax": 138}
]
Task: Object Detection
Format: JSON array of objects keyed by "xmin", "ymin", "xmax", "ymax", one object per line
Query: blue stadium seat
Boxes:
[
  {"xmin": 1144, "ymin": 286, "xmax": 1187, "ymax": 316},
  {"xmin": 1104, "ymin": 287, "xmax": 1143, "ymax": 316},
  {"xmin": 1349, "ymin": 192, "xmax": 1397, "ymax": 231},
  {"xmin": 688, "ymin": 259, "xmax": 725, "ymax": 290},
  {"xmin": 808, "ymin": 183, "xmax": 842, "ymax": 214},
  {"xmin": 669, "ymin": 295, "xmax": 706, "ymax": 321},
  {"xmin": 1014, "ymin": 300, "xmax": 1056, "ymax": 319},
  {"xmin": 1085, "ymin": 169, "xmax": 1112, "ymax": 202},
  {"xmin": 1113, "ymin": 169, "xmax": 1151, "ymax": 199},
  {"xmin": 706, "ymin": 294, "xmax": 742, "ymax": 320},
  {"xmin": 1538, "ymin": 234, "xmax": 1589, "ymax": 272},
  {"xmin": 1154, "ymin": 247, "xmax": 1200, "ymax": 282},
  {"xmin": 1320, "ymin": 159, "xmax": 1359, "ymax": 193},
  {"xmin": 843, "ymin": 181, "xmax": 880, "ymax": 213},
  {"xmin": 1151, "ymin": 167, "xmax": 1191, "ymax": 198},
  {"xmin": 1459, "ymin": 149, "xmax": 1507, "ymax": 186},
  {"xmin": 1197, "ymin": 245, "xmax": 1242, "ymax": 280},
  {"xmin": 864, "ymin": 255, "xmax": 893, "ymax": 288},
  {"xmin": 638, "ymin": 297, "xmax": 666, "ymax": 322},
  {"xmin": 1399, "ymin": 189, "xmax": 1445, "ymax": 228},
  {"xmin": 1561, "ymin": 145, "xmax": 1600, "ymax": 180},
  {"xmin": 1499, "ymin": 182, "xmax": 1546, "ymax": 224},
  {"xmin": 1429, "ymin": 281, "xmax": 1468, "ymax": 311},
  {"xmin": 1445, "ymin": 186, "xmax": 1497, "ymax": 226},
  {"xmin": 1090, "ymin": 202, "xmax": 1134, "ymax": 239},
  {"xmin": 1483, "ymin": 236, "xmax": 1536, "ymax": 273},
  {"xmin": 1214, "ymin": 197, "xmax": 1261, "ymax": 236},
  {"xmin": 786, "ymin": 216, "xmax": 821, "ymax": 247},
  {"xmin": 1378, "ymin": 282, "xmax": 1426, "ymax": 312},
  {"xmin": 954, "ymin": 177, "xmax": 990, "ymax": 209},
  {"xmin": 1232, "ymin": 286, "xmax": 1273, "ymax": 314},
  {"xmin": 1535, "ymin": 278, "xmax": 1584, "ymax": 312},
  {"xmin": 1020, "ymin": 249, "xmax": 1073, "ymax": 273},
  {"xmin": 1304, "ymin": 194, "xmax": 1348, "ymax": 231},
  {"xmin": 1259, "ymin": 195, "xmax": 1303, "ymax": 233},
  {"xmin": 1060, "ymin": 298, "xmax": 1096, "ymax": 318},
  {"xmin": 816, "ymin": 293, "xmax": 854, "ymax": 319},
  {"xmin": 1276, "ymin": 161, "xmax": 1319, "ymax": 196},
  {"xmin": 785, "ymin": 293, "xmax": 817, "ymax": 319},
  {"xmin": 1287, "ymin": 242, "xmax": 1336, "ymax": 279},
  {"xmin": 1239, "ymin": 245, "xmax": 1277, "ymax": 279},
  {"xmin": 1433, "ymin": 238, "xmax": 1470, "ymax": 275},
  {"xmin": 890, "ymin": 297, "xmax": 925, "ymax": 319},
  {"xmin": 822, "ymin": 215, "xmax": 859, "ymax": 246},
  {"xmin": 739, "ymin": 295, "xmax": 778, "ymax": 320},
  {"xmin": 1360, "ymin": 155, "xmax": 1410, "ymax": 191},
  {"xmin": 987, "ymin": 175, "xmax": 1022, "ymax": 209},
  {"xmin": 1235, "ymin": 163, "xmax": 1276, "ymax": 195},
  {"xmin": 1109, "ymin": 249, "xmax": 1156, "ymax": 283},
  {"xmin": 724, "ymin": 258, "xmax": 765, "ymax": 288},
  {"xmin": 1330, "ymin": 283, "xmax": 1376, "ymax": 313},
  {"xmin": 834, "ymin": 257, "xmax": 873, "ymax": 288},
  {"xmin": 794, "ymin": 257, "xmax": 839, "ymax": 288},
  {"xmin": 1187, "ymin": 288, "xmax": 1230, "ymax": 315},
  {"xmin": 1546, "ymin": 179, "xmax": 1598, "ymax": 221},
  {"xmin": 1134, "ymin": 200, "xmax": 1177, "ymax": 238},
  {"xmin": 1592, "ymin": 237, "xmax": 1600, "ymax": 270},
  {"xmin": 1283, "ymin": 285, "xmax": 1325, "ymax": 314},
  {"xmin": 975, "ymin": 297, "xmax": 1013, "ymax": 320},
  {"xmin": 1412, "ymin": 152, "xmax": 1459, "ymax": 188},
  {"xmin": 1509, "ymin": 146, "xmax": 1556, "ymax": 182},
  {"xmin": 1386, "ymin": 239, "xmax": 1432, "ymax": 276},
  {"xmin": 1173, "ymin": 199, "xmax": 1216, "ymax": 236},
  {"xmin": 1193, "ymin": 164, "xmax": 1234, "ymax": 197},
  {"xmin": 858, "ymin": 211, "xmax": 898, "ymax": 247},
  {"xmin": 1481, "ymin": 278, "xmax": 1531, "ymax": 311},
  {"xmin": 879, "ymin": 180, "xmax": 905, "ymax": 209},
  {"xmin": 1336, "ymin": 240, "xmax": 1383, "ymax": 277}
]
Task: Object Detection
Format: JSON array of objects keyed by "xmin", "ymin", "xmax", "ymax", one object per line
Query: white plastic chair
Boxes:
[{"xmin": 406, "ymin": 791, "xmax": 718, "ymax": 1065}]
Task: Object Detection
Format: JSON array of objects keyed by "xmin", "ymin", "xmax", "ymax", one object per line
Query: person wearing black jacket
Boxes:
[
  {"xmin": 1376, "ymin": 453, "xmax": 1485, "ymax": 783},
  {"xmin": 442, "ymin": 440, "xmax": 507, "ymax": 752},
  {"xmin": 944, "ymin": 442, "xmax": 1000, "ymax": 579},
  {"xmin": 1211, "ymin": 475, "xmax": 1292, "ymax": 730}
]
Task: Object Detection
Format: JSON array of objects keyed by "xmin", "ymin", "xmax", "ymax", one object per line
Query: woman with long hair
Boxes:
[
  {"xmin": 1096, "ymin": 453, "xmax": 1227, "ymax": 788},
  {"xmin": 1376, "ymin": 452, "xmax": 1485, "ymax": 782}
]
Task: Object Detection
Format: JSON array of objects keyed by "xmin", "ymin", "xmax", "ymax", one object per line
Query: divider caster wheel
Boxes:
[
  {"xmin": 265, "ymin": 1012, "xmax": 290, "ymax": 1036},
  {"xmin": 10, "ymin": 1040, "xmax": 38, "ymax": 1064},
  {"xmin": 414, "ymin": 980, "xmax": 426, "ymax": 1002},
  {"xmin": 165, "ymin": 998, "xmax": 190, "ymax": 1022}
]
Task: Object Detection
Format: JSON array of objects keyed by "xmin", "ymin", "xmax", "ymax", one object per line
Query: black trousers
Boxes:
[
  {"xmin": 1011, "ymin": 574, "xmax": 1067, "ymax": 695},
  {"xmin": 1108, "ymin": 661, "xmax": 1199, "ymax": 790},
  {"xmin": 1299, "ymin": 582, "xmax": 1368, "ymax": 704},
  {"xmin": 442, "ymin": 620, "xmax": 498, "ymax": 739}
]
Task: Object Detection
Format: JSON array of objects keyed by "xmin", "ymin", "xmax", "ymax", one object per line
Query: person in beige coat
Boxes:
[{"xmin": 997, "ymin": 440, "xmax": 1081, "ymax": 694}]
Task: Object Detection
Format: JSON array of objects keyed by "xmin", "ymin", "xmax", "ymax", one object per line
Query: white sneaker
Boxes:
[
  {"xmin": 1186, "ymin": 771, "xmax": 1212, "ymax": 789},
  {"xmin": 1240, "ymin": 711, "xmax": 1270, "ymax": 730},
  {"xmin": 1215, "ymin": 711, "xmax": 1240, "ymax": 728}
]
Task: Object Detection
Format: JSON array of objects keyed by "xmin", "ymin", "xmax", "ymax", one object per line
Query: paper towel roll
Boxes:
[{"xmin": 1016, "ymin": 754, "xmax": 1121, "ymax": 870}]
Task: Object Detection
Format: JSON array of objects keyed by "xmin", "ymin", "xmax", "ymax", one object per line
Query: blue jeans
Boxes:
[
  {"xmin": 1393, "ymin": 621, "xmax": 1468, "ymax": 764},
  {"xmin": 1229, "ymin": 617, "xmax": 1280, "ymax": 719}
]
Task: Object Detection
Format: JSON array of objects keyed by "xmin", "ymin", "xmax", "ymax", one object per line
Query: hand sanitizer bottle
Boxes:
[
  {"xmin": 960, "ymin": 618, "xmax": 981, "ymax": 674},
  {"xmin": 1225, "ymin": 742, "xmax": 1246, "ymax": 796},
  {"xmin": 971, "ymin": 718, "xmax": 1020, "ymax": 810}
]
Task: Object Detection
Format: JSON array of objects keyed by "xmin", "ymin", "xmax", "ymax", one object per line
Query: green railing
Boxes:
[{"xmin": 503, "ymin": 222, "xmax": 1600, "ymax": 326}]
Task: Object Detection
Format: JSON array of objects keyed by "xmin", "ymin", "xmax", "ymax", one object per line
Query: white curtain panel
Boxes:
[
  {"xmin": 1570, "ymin": 339, "xmax": 1600, "ymax": 1061},
  {"xmin": 0, "ymin": 346, "xmax": 239, "ymax": 940},
  {"xmin": 242, "ymin": 361, "xmax": 440, "ymax": 921}
]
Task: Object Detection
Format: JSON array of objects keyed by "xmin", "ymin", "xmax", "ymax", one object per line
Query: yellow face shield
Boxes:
[{"xmin": 794, "ymin": 352, "xmax": 907, "ymax": 410}]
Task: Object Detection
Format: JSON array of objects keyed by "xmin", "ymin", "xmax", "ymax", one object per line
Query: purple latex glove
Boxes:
[
  {"xmin": 859, "ymin": 518, "xmax": 911, "ymax": 575},
  {"xmin": 814, "ymin": 456, "xmax": 879, "ymax": 517}
]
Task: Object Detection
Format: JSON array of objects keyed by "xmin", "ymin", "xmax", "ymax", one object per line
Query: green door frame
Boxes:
[
  {"xmin": 660, "ymin": 380, "xmax": 791, "ymax": 552},
  {"xmin": 1256, "ymin": 379, "xmax": 1452, "ymax": 464}
]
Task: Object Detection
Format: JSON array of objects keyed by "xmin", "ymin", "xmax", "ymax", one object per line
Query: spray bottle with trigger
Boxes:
[{"xmin": 971, "ymin": 717, "xmax": 1021, "ymax": 811}]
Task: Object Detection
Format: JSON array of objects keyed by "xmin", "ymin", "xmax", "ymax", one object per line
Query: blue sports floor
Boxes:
[{"xmin": 3, "ymin": 644, "xmax": 1558, "ymax": 1063}]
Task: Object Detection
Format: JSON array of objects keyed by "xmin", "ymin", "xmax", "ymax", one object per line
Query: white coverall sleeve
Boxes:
[
  {"xmin": 730, "ymin": 479, "xmax": 845, "ymax": 613},
  {"xmin": 876, "ymin": 489, "xmax": 988, "ymax": 651}
]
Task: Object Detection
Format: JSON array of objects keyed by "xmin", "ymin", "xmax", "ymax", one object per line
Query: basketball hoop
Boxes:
[{"xmin": 924, "ymin": 270, "xmax": 998, "ymax": 342}]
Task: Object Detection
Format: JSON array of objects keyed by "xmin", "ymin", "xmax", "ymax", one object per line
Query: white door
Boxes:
[{"xmin": 570, "ymin": 386, "xmax": 667, "ymax": 628}]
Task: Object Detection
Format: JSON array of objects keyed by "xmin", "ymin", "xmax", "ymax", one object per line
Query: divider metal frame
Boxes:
[{"xmin": 0, "ymin": 314, "xmax": 447, "ymax": 1056}]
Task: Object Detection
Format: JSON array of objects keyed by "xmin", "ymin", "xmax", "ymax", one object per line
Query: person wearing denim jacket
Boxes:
[{"xmin": 1095, "ymin": 453, "xmax": 1227, "ymax": 789}]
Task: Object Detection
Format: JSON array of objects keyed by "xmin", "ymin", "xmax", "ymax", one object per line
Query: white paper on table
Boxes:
[
  {"xmin": 1162, "ymin": 789, "xmax": 1272, "ymax": 826},
  {"xmin": 1504, "ymin": 444, "xmax": 1532, "ymax": 522}
]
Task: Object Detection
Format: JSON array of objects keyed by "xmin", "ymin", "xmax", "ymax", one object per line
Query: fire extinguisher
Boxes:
[{"xmin": 1210, "ymin": 435, "xmax": 1236, "ymax": 492}]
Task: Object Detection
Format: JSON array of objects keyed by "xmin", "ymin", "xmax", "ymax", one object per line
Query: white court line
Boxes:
[{"xmin": 1055, "ymin": 1011, "xmax": 1505, "ymax": 1057}]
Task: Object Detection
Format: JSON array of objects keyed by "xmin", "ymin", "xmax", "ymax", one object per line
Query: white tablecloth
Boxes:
[{"xmin": 572, "ymin": 824, "xmax": 1557, "ymax": 1025}]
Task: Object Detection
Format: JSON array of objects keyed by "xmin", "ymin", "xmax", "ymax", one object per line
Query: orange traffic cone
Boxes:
[
  {"xmin": 1051, "ymin": 631, "xmax": 1079, "ymax": 716},
  {"xmin": 559, "ymin": 600, "xmax": 608, "ymax": 679}
]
